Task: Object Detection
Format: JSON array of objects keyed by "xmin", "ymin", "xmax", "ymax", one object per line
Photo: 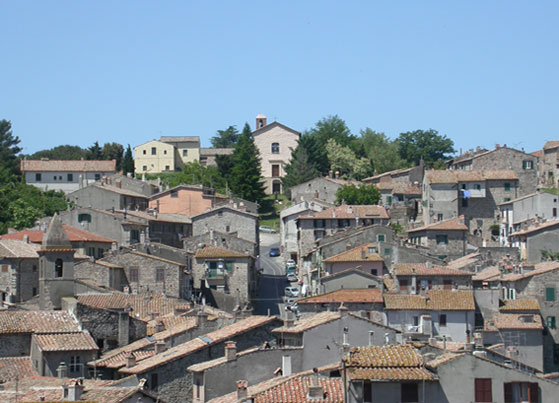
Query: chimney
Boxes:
[
  {"xmin": 155, "ymin": 319, "xmax": 165, "ymax": 333},
  {"xmin": 346, "ymin": 243, "xmax": 352, "ymax": 251},
  {"xmin": 236, "ymin": 380, "xmax": 248, "ymax": 400},
  {"xmin": 23, "ymin": 234, "xmax": 29, "ymax": 244},
  {"xmin": 282, "ymin": 355, "xmax": 292, "ymax": 376},
  {"xmin": 126, "ymin": 353, "xmax": 136, "ymax": 368},
  {"xmin": 68, "ymin": 378, "xmax": 84, "ymax": 401},
  {"xmin": 338, "ymin": 303, "xmax": 348, "ymax": 317},
  {"xmin": 284, "ymin": 310, "xmax": 295, "ymax": 328},
  {"xmin": 155, "ymin": 341, "xmax": 166, "ymax": 354},
  {"xmin": 361, "ymin": 249, "xmax": 366, "ymax": 260},
  {"xmin": 225, "ymin": 341, "xmax": 237, "ymax": 361},
  {"xmin": 56, "ymin": 362, "xmax": 67, "ymax": 379},
  {"xmin": 307, "ymin": 383, "xmax": 324, "ymax": 400},
  {"xmin": 111, "ymin": 242, "xmax": 118, "ymax": 251},
  {"xmin": 196, "ymin": 309, "xmax": 208, "ymax": 328},
  {"xmin": 368, "ymin": 330, "xmax": 375, "ymax": 346}
]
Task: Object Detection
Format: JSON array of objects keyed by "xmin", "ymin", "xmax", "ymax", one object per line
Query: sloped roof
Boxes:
[
  {"xmin": 407, "ymin": 216, "xmax": 468, "ymax": 233},
  {"xmin": 42, "ymin": 214, "xmax": 72, "ymax": 250},
  {"xmin": 510, "ymin": 219, "xmax": 559, "ymax": 237},
  {"xmin": 160, "ymin": 136, "xmax": 200, "ymax": 143},
  {"xmin": 297, "ymin": 289, "xmax": 383, "ymax": 305},
  {"xmin": 544, "ymin": 141, "xmax": 559, "ymax": 150},
  {"xmin": 344, "ymin": 345, "xmax": 435, "ymax": 381},
  {"xmin": 501, "ymin": 261, "xmax": 559, "ymax": 282},
  {"xmin": 33, "ymin": 332, "xmax": 99, "ymax": 352},
  {"xmin": 323, "ymin": 243, "xmax": 384, "ymax": 263},
  {"xmin": 363, "ymin": 166, "xmax": 414, "ymax": 182},
  {"xmin": 195, "ymin": 246, "xmax": 249, "ymax": 259},
  {"xmin": 0, "ymin": 239, "xmax": 40, "ymax": 258},
  {"xmin": 250, "ymin": 375, "xmax": 343, "ymax": 403},
  {"xmin": 298, "ymin": 205, "xmax": 389, "ymax": 220},
  {"xmin": 252, "ymin": 121, "xmax": 300, "ymax": 137},
  {"xmin": 200, "ymin": 148, "xmax": 234, "ymax": 156},
  {"xmin": 472, "ymin": 266, "xmax": 501, "ymax": 282},
  {"xmin": 272, "ymin": 311, "xmax": 341, "ymax": 334},
  {"xmin": 425, "ymin": 169, "xmax": 518, "ymax": 184},
  {"xmin": 85, "ymin": 183, "xmax": 148, "ymax": 198},
  {"xmin": 393, "ymin": 263, "xmax": 472, "ymax": 277},
  {"xmin": 447, "ymin": 253, "xmax": 481, "ymax": 270},
  {"xmin": 500, "ymin": 299, "xmax": 540, "ymax": 312},
  {"xmin": 20, "ymin": 159, "xmax": 116, "ymax": 172},
  {"xmin": 0, "ymin": 224, "xmax": 115, "ymax": 244},
  {"xmin": 383, "ymin": 290, "xmax": 475, "ymax": 311},
  {"xmin": 0, "ymin": 357, "xmax": 36, "ymax": 382},
  {"xmin": 485, "ymin": 313, "xmax": 543, "ymax": 331},
  {"xmin": 321, "ymin": 267, "xmax": 382, "ymax": 282},
  {"xmin": 375, "ymin": 181, "xmax": 422, "ymax": 195},
  {"xmin": 0, "ymin": 311, "xmax": 80, "ymax": 334}
]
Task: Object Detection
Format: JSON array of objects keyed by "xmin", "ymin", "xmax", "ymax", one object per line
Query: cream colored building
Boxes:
[
  {"xmin": 134, "ymin": 136, "xmax": 200, "ymax": 174},
  {"xmin": 252, "ymin": 114, "xmax": 300, "ymax": 194}
]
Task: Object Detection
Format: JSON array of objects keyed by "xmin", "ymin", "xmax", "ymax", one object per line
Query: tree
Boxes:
[
  {"xmin": 0, "ymin": 120, "xmax": 22, "ymax": 177},
  {"xmin": 398, "ymin": 129, "xmax": 455, "ymax": 167},
  {"xmin": 360, "ymin": 129, "xmax": 408, "ymax": 174},
  {"xmin": 87, "ymin": 141, "xmax": 102, "ymax": 160},
  {"xmin": 282, "ymin": 144, "xmax": 319, "ymax": 196},
  {"xmin": 101, "ymin": 142, "xmax": 124, "ymax": 170},
  {"xmin": 216, "ymin": 154, "xmax": 234, "ymax": 185},
  {"xmin": 211, "ymin": 126, "xmax": 240, "ymax": 148},
  {"xmin": 229, "ymin": 123, "xmax": 266, "ymax": 204},
  {"xmin": 28, "ymin": 145, "xmax": 88, "ymax": 161},
  {"xmin": 122, "ymin": 144, "xmax": 134, "ymax": 176},
  {"xmin": 325, "ymin": 139, "xmax": 372, "ymax": 180},
  {"xmin": 335, "ymin": 183, "xmax": 380, "ymax": 205}
]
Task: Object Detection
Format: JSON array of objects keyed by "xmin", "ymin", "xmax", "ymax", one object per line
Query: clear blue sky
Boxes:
[{"xmin": 2, "ymin": 1, "xmax": 558, "ymax": 155}]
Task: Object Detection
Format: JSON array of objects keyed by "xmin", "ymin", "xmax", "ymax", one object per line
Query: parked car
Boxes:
[
  {"xmin": 287, "ymin": 273, "xmax": 298, "ymax": 282},
  {"xmin": 286, "ymin": 259, "xmax": 296, "ymax": 267},
  {"xmin": 269, "ymin": 247, "xmax": 280, "ymax": 257},
  {"xmin": 284, "ymin": 286, "xmax": 300, "ymax": 297},
  {"xmin": 285, "ymin": 297, "xmax": 297, "ymax": 305},
  {"xmin": 259, "ymin": 226, "xmax": 277, "ymax": 233},
  {"xmin": 286, "ymin": 263, "xmax": 297, "ymax": 274}
]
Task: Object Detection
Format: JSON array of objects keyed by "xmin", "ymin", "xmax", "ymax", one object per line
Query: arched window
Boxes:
[
  {"xmin": 55, "ymin": 259, "xmax": 63, "ymax": 278},
  {"xmin": 271, "ymin": 143, "xmax": 280, "ymax": 154}
]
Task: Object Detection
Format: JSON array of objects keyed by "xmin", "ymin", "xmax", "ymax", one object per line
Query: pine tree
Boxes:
[
  {"xmin": 0, "ymin": 120, "xmax": 22, "ymax": 177},
  {"xmin": 122, "ymin": 144, "xmax": 134, "ymax": 176},
  {"xmin": 229, "ymin": 123, "xmax": 266, "ymax": 204},
  {"xmin": 282, "ymin": 144, "xmax": 319, "ymax": 197},
  {"xmin": 87, "ymin": 141, "xmax": 102, "ymax": 160}
]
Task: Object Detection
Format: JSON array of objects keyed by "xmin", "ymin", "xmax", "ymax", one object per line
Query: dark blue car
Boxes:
[{"xmin": 269, "ymin": 247, "xmax": 280, "ymax": 257}]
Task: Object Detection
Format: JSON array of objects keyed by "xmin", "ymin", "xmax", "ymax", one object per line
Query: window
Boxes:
[
  {"xmin": 400, "ymin": 279, "xmax": 408, "ymax": 291},
  {"xmin": 156, "ymin": 268, "xmax": 165, "ymax": 282},
  {"xmin": 165, "ymin": 165, "xmax": 170, "ymax": 171},
  {"xmin": 475, "ymin": 184, "xmax": 481, "ymax": 190},
  {"xmin": 436, "ymin": 235, "xmax": 448, "ymax": 245},
  {"xmin": 170, "ymin": 190, "xmax": 178, "ymax": 198},
  {"xmin": 546, "ymin": 287, "xmax": 556, "ymax": 302},
  {"xmin": 440, "ymin": 314, "xmax": 447, "ymax": 327},
  {"xmin": 143, "ymin": 149, "xmax": 146, "ymax": 155},
  {"xmin": 363, "ymin": 382, "xmax": 372, "ymax": 403},
  {"xmin": 272, "ymin": 164, "xmax": 280, "ymax": 177},
  {"xmin": 87, "ymin": 247, "xmax": 95, "ymax": 257},
  {"xmin": 504, "ymin": 382, "xmax": 539, "ymax": 403},
  {"xmin": 163, "ymin": 150, "xmax": 167, "ymax": 155},
  {"xmin": 55, "ymin": 259, "xmax": 63, "ymax": 278},
  {"xmin": 32, "ymin": 287, "xmax": 37, "ymax": 296},
  {"xmin": 143, "ymin": 166, "xmax": 147, "ymax": 171},
  {"xmin": 384, "ymin": 248, "xmax": 390, "ymax": 256},
  {"xmin": 504, "ymin": 182, "xmax": 511, "ymax": 191},
  {"xmin": 129, "ymin": 268, "xmax": 139, "ymax": 282},
  {"xmin": 70, "ymin": 355, "xmax": 80, "ymax": 373},
  {"xmin": 225, "ymin": 225, "xmax": 230, "ymax": 232},
  {"xmin": 371, "ymin": 269, "xmax": 378, "ymax": 276},
  {"xmin": 522, "ymin": 160, "xmax": 534, "ymax": 170},
  {"xmin": 443, "ymin": 279, "xmax": 452, "ymax": 290},
  {"xmin": 554, "ymin": 208, "xmax": 558, "ymax": 218},
  {"xmin": 475, "ymin": 378, "xmax": 492, "ymax": 402},
  {"xmin": 271, "ymin": 143, "xmax": 280, "ymax": 154},
  {"xmin": 53, "ymin": 175, "xmax": 57, "ymax": 181},
  {"xmin": 78, "ymin": 213, "xmax": 91, "ymax": 223},
  {"xmin": 437, "ymin": 213, "xmax": 443, "ymax": 221},
  {"xmin": 547, "ymin": 316, "xmax": 556, "ymax": 329},
  {"xmin": 95, "ymin": 174, "xmax": 101, "ymax": 181},
  {"xmin": 377, "ymin": 234, "xmax": 385, "ymax": 242},
  {"xmin": 314, "ymin": 219, "xmax": 325, "ymax": 228},
  {"xmin": 386, "ymin": 196, "xmax": 392, "ymax": 205},
  {"xmin": 401, "ymin": 383, "xmax": 418, "ymax": 402},
  {"xmin": 182, "ymin": 149, "xmax": 188, "ymax": 156},
  {"xmin": 272, "ymin": 181, "xmax": 281, "ymax": 194},
  {"xmin": 503, "ymin": 198, "xmax": 511, "ymax": 202},
  {"xmin": 151, "ymin": 373, "xmax": 159, "ymax": 390},
  {"xmin": 67, "ymin": 173, "xmax": 73, "ymax": 181},
  {"xmin": 151, "ymin": 147, "xmax": 156, "ymax": 155},
  {"xmin": 462, "ymin": 198, "xmax": 468, "ymax": 207},
  {"xmin": 35, "ymin": 173, "xmax": 42, "ymax": 182}
]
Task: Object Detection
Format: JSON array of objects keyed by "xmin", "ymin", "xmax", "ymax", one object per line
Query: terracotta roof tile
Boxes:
[
  {"xmin": 0, "ymin": 224, "xmax": 115, "ymax": 244},
  {"xmin": 363, "ymin": 167, "xmax": 414, "ymax": 182},
  {"xmin": 323, "ymin": 243, "xmax": 384, "ymax": 263},
  {"xmin": 500, "ymin": 299, "xmax": 540, "ymax": 312},
  {"xmin": 252, "ymin": 375, "xmax": 343, "ymax": 402},
  {"xmin": 447, "ymin": 253, "xmax": 481, "ymax": 270},
  {"xmin": 393, "ymin": 263, "xmax": 472, "ymax": 277},
  {"xmin": 472, "ymin": 266, "xmax": 501, "ymax": 282},
  {"xmin": 297, "ymin": 289, "xmax": 383, "ymax": 305},
  {"xmin": 0, "ymin": 239, "xmax": 40, "ymax": 258},
  {"xmin": 299, "ymin": 205, "xmax": 389, "ymax": 220},
  {"xmin": 424, "ymin": 353, "xmax": 463, "ymax": 369},
  {"xmin": 20, "ymin": 159, "xmax": 116, "ymax": 172},
  {"xmin": 485, "ymin": 313, "xmax": 543, "ymax": 331},
  {"xmin": 501, "ymin": 261, "xmax": 559, "ymax": 282},
  {"xmin": 33, "ymin": 332, "xmax": 99, "ymax": 352},
  {"xmin": 407, "ymin": 216, "xmax": 468, "ymax": 233},
  {"xmin": 544, "ymin": 141, "xmax": 559, "ymax": 150},
  {"xmin": 321, "ymin": 267, "xmax": 381, "ymax": 281},
  {"xmin": 426, "ymin": 169, "xmax": 518, "ymax": 184},
  {"xmin": 375, "ymin": 182, "xmax": 422, "ymax": 195},
  {"xmin": 384, "ymin": 290, "xmax": 475, "ymax": 311},
  {"xmin": 510, "ymin": 219, "xmax": 559, "ymax": 236},
  {"xmin": 0, "ymin": 311, "xmax": 80, "ymax": 334},
  {"xmin": 0, "ymin": 357, "xmax": 36, "ymax": 382},
  {"xmin": 195, "ymin": 246, "xmax": 249, "ymax": 259}
]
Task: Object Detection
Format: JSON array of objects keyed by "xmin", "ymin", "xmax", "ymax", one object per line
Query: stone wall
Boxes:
[
  {"xmin": 183, "ymin": 232, "xmax": 256, "ymax": 257},
  {"xmin": 0, "ymin": 334, "xmax": 31, "ymax": 357},
  {"xmin": 192, "ymin": 209, "xmax": 259, "ymax": 247}
]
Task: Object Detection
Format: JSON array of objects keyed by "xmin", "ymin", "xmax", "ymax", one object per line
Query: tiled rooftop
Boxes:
[
  {"xmin": 393, "ymin": 263, "xmax": 472, "ymax": 277},
  {"xmin": 195, "ymin": 246, "xmax": 249, "ymax": 259},
  {"xmin": 0, "ymin": 311, "xmax": 80, "ymax": 334},
  {"xmin": 344, "ymin": 345, "xmax": 435, "ymax": 381},
  {"xmin": 425, "ymin": 169, "xmax": 518, "ymax": 184},
  {"xmin": 501, "ymin": 261, "xmax": 559, "ymax": 282},
  {"xmin": 544, "ymin": 140, "xmax": 559, "ymax": 150},
  {"xmin": 20, "ymin": 159, "xmax": 116, "ymax": 172},
  {"xmin": 0, "ymin": 224, "xmax": 115, "ymax": 244},
  {"xmin": 472, "ymin": 266, "xmax": 501, "ymax": 282},
  {"xmin": 510, "ymin": 220, "xmax": 559, "ymax": 236},
  {"xmin": 0, "ymin": 357, "xmax": 36, "ymax": 382},
  {"xmin": 383, "ymin": 290, "xmax": 475, "ymax": 311},
  {"xmin": 0, "ymin": 239, "xmax": 40, "ymax": 258},
  {"xmin": 33, "ymin": 332, "xmax": 99, "ymax": 352},
  {"xmin": 500, "ymin": 299, "xmax": 540, "ymax": 312},
  {"xmin": 375, "ymin": 181, "xmax": 422, "ymax": 195},
  {"xmin": 272, "ymin": 312, "xmax": 341, "ymax": 334},
  {"xmin": 407, "ymin": 216, "xmax": 468, "ymax": 233},
  {"xmin": 447, "ymin": 253, "xmax": 481, "ymax": 270},
  {"xmin": 485, "ymin": 313, "xmax": 544, "ymax": 331},
  {"xmin": 299, "ymin": 205, "xmax": 389, "ymax": 220},
  {"xmin": 296, "ymin": 289, "xmax": 383, "ymax": 305},
  {"xmin": 323, "ymin": 243, "xmax": 384, "ymax": 263}
]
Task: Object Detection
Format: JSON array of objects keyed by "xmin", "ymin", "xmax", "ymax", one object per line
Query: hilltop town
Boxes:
[{"xmin": 1, "ymin": 114, "xmax": 559, "ymax": 402}]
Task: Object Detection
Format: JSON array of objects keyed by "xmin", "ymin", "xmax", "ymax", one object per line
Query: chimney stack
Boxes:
[
  {"xmin": 361, "ymin": 249, "xmax": 366, "ymax": 260},
  {"xmin": 126, "ymin": 353, "xmax": 136, "ymax": 368},
  {"xmin": 368, "ymin": 330, "xmax": 375, "ymax": 346},
  {"xmin": 282, "ymin": 355, "xmax": 292, "ymax": 376},
  {"xmin": 68, "ymin": 378, "xmax": 84, "ymax": 401},
  {"xmin": 225, "ymin": 341, "xmax": 237, "ymax": 362},
  {"xmin": 236, "ymin": 380, "xmax": 248, "ymax": 401},
  {"xmin": 56, "ymin": 362, "xmax": 67, "ymax": 379},
  {"xmin": 197, "ymin": 309, "xmax": 208, "ymax": 328},
  {"xmin": 155, "ymin": 341, "xmax": 166, "ymax": 354},
  {"xmin": 338, "ymin": 303, "xmax": 348, "ymax": 317}
]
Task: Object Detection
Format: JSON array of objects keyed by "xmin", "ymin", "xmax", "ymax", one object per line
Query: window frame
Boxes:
[
  {"xmin": 271, "ymin": 142, "xmax": 280, "ymax": 154},
  {"xmin": 546, "ymin": 287, "xmax": 556, "ymax": 302},
  {"xmin": 436, "ymin": 234, "xmax": 449, "ymax": 245},
  {"xmin": 401, "ymin": 383, "xmax": 418, "ymax": 403},
  {"xmin": 474, "ymin": 378, "xmax": 492, "ymax": 402},
  {"xmin": 35, "ymin": 173, "xmax": 42, "ymax": 182}
]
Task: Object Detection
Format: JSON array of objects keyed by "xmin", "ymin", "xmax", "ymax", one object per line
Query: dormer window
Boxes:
[{"xmin": 271, "ymin": 143, "xmax": 280, "ymax": 154}]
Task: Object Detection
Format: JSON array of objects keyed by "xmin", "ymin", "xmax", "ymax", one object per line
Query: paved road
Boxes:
[{"xmin": 254, "ymin": 232, "xmax": 289, "ymax": 316}]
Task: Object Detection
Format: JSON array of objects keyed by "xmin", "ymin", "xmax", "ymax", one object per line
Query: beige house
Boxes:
[
  {"xmin": 134, "ymin": 136, "xmax": 200, "ymax": 174},
  {"xmin": 252, "ymin": 114, "xmax": 300, "ymax": 194}
]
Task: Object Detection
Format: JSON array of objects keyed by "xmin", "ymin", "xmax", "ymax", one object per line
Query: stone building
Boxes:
[
  {"xmin": 0, "ymin": 239, "xmax": 40, "ymax": 302},
  {"xmin": 318, "ymin": 268, "xmax": 384, "ymax": 293},
  {"xmin": 391, "ymin": 263, "xmax": 473, "ymax": 294},
  {"xmin": 509, "ymin": 219, "xmax": 559, "ymax": 262},
  {"xmin": 192, "ymin": 206, "xmax": 259, "ymax": 248},
  {"xmin": 539, "ymin": 140, "xmax": 559, "ymax": 187},
  {"xmin": 134, "ymin": 136, "xmax": 201, "ymax": 175},
  {"xmin": 407, "ymin": 216, "xmax": 468, "ymax": 261},
  {"xmin": 449, "ymin": 145, "xmax": 537, "ymax": 196},
  {"xmin": 322, "ymin": 242, "xmax": 385, "ymax": 277},
  {"xmin": 252, "ymin": 114, "xmax": 300, "ymax": 194},
  {"xmin": 68, "ymin": 182, "xmax": 149, "ymax": 211},
  {"xmin": 183, "ymin": 231, "xmax": 256, "ymax": 258},
  {"xmin": 20, "ymin": 159, "xmax": 116, "ymax": 193},
  {"xmin": 362, "ymin": 162, "xmax": 425, "ymax": 185},
  {"xmin": 199, "ymin": 148, "xmax": 233, "ymax": 167},
  {"xmin": 148, "ymin": 184, "xmax": 219, "ymax": 217},
  {"xmin": 289, "ymin": 176, "xmax": 361, "ymax": 205},
  {"xmin": 296, "ymin": 289, "xmax": 384, "ymax": 317}
]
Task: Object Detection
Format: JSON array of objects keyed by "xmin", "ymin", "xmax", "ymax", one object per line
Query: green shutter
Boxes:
[
  {"xmin": 226, "ymin": 262, "xmax": 233, "ymax": 272},
  {"xmin": 548, "ymin": 316, "xmax": 556, "ymax": 329},
  {"xmin": 547, "ymin": 287, "xmax": 556, "ymax": 302},
  {"xmin": 378, "ymin": 234, "xmax": 385, "ymax": 242}
]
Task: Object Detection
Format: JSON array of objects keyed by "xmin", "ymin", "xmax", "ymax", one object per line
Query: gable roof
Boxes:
[
  {"xmin": 191, "ymin": 204, "xmax": 259, "ymax": 219},
  {"xmin": 0, "ymin": 224, "xmax": 115, "ymax": 245},
  {"xmin": 297, "ymin": 289, "xmax": 383, "ymax": 305},
  {"xmin": 393, "ymin": 263, "xmax": 472, "ymax": 277},
  {"xmin": 500, "ymin": 299, "xmax": 540, "ymax": 312},
  {"xmin": 384, "ymin": 290, "xmax": 475, "ymax": 311},
  {"xmin": 447, "ymin": 253, "xmax": 481, "ymax": 270},
  {"xmin": 0, "ymin": 311, "xmax": 81, "ymax": 334},
  {"xmin": 510, "ymin": 219, "xmax": 559, "ymax": 237},
  {"xmin": 194, "ymin": 246, "xmax": 249, "ymax": 259},
  {"xmin": 485, "ymin": 313, "xmax": 543, "ymax": 331},
  {"xmin": 544, "ymin": 141, "xmax": 559, "ymax": 150},
  {"xmin": 252, "ymin": 121, "xmax": 300, "ymax": 137},
  {"xmin": 33, "ymin": 332, "xmax": 99, "ymax": 352},
  {"xmin": 20, "ymin": 159, "xmax": 116, "ymax": 172},
  {"xmin": 363, "ymin": 166, "xmax": 415, "ymax": 182},
  {"xmin": 298, "ymin": 205, "xmax": 389, "ymax": 220},
  {"xmin": 323, "ymin": 243, "xmax": 384, "ymax": 263},
  {"xmin": 321, "ymin": 267, "xmax": 382, "ymax": 282},
  {"xmin": 425, "ymin": 169, "xmax": 518, "ymax": 184},
  {"xmin": 407, "ymin": 216, "xmax": 468, "ymax": 233},
  {"xmin": 0, "ymin": 239, "xmax": 40, "ymax": 258},
  {"xmin": 159, "ymin": 136, "xmax": 200, "ymax": 143}
]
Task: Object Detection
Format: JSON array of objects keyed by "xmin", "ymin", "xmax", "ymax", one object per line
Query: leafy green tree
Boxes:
[
  {"xmin": 325, "ymin": 139, "xmax": 372, "ymax": 180},
  {"xmin": 360, "ymin": 129, "xmax": 408, "ymax": 174},
  {"xmin": 101, "ymin": 142, "xmax": 124, "ymax": 170},
  {"xmin": 335, "ymin": 183, "xmax": 380, "ymax": 205},
  {"xmin": 146, "ymin": 162, "xmax": 228, "ymax": 195},
  {"xmin": 282, "ymin": 144, "xmax": 319, "ymax": 197},
  {"xmin": 122, "ymin": 144, "xmax": 134, "ymax": 176},
  {"xmin": 28, "ymin": 145, "xmax": 88, "ymax": 161},
  {"xmin": 230, "ymin": 123, "xmax": 266, "ymax": 204},
  {"xmin": 0, "ymin": 120, "xmax": 22, "ymax": 177},
  {"xmin": 216, "ymin": 154, "xmax": 234, "ymax": 185},
  {"xmin": 87, "ymin": 141, "xmax": 102, "ymax": 160},
  {"xmin": 211, "ymin": 126, "xmax": 240, "ymax": 148},
  {"xmin": 398, "ymin": 129, "xmax": 455, "ymax": 167}
]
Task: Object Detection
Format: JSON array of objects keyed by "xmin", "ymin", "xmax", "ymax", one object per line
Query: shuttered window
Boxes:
[
  {"xmin": 475, "ymin": 378, "xmax": 492, "ymax": 402},
  {"xmin": 546, "ymin": 287, "xmax": 556, "ymax": 301}
]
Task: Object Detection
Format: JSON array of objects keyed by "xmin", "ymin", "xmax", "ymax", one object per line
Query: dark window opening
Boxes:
[
  {"xmin": 401, "ymin": 383, "xmax": 418, "ymax": 402},
  {"xmin": 55, "ymin": 259, "xmax": 63, "ymax": 278}
]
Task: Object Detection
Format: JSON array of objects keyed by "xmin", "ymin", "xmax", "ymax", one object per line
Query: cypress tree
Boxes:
[
  {"xmin": 282, "ymin": 144, "xmax": 319, "ymax": 197},
  {"xmin": 122, "ymin": 144, "xmax": 135, "ymax": 176}
]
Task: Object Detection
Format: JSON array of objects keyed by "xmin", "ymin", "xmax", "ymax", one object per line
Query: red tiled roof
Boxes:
[
  {"xmin": 425, "ymin": 169, "xmax": 518, "ymax": 184},
  {"xmin": 0, "ymin": 224, "xmax": 115, "ymax": 244},
  {"xmin": 485, "ymin": 313, "xmax": 543, "ymax": 331},
  {"xmin": 544, "ymin": 141, "xmax": 559, "ymax": 150},
  {"xmin": 384, "ymin": 290, "xmax": 475, "ymax": 311},
  {"xmin": 447, "ymin": 253, "xmax": 481, "ymax": 270},
  {"xmin": 393, "ymin": 263, "xmax": 472, "ymax": 277},
  {"xmin": 375, "ymin": 181, "xmax": 422, "ymax": 195},
  {"xmin": 499, "ymin": 299, "xmax": 540, "ymax": 312},
  {"xmin": 323, "ymin": 243, "xmax": 384, "ymax": 263},
  {"xmin": 501, "ymin": 261, "xmax": 559, "ymax": 282},
  {"xmin": 0, "ymin": 357, "xmax": 36, "ymax": 382},
  {"xmin": 298, "ymin": 205, "xmax": 389, "ymax": 220},
  {"xmin": 0, "ymin": 311, "xmax": 80, "ymax": 334},
  {"xmin": 195, "ymin": 246, "xmax": 249, "ymax": 259},
  {"xmin": 20, "ymin": 159, "xmax": 116, "ymax": 172},
  {"xmin": 252, "ymin": 375, "xmax": 343, "ymax": 402},
  {"xmin": 297, "ymin": 289, "xmax": 383, "ymax": 304},
  {"xmin": 33, "ymin": 332, "xmax": 99, "ymax": 352},
  {"xmin": 407, "ymin": 216, "xmax": 468, "ymax": 233}
]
